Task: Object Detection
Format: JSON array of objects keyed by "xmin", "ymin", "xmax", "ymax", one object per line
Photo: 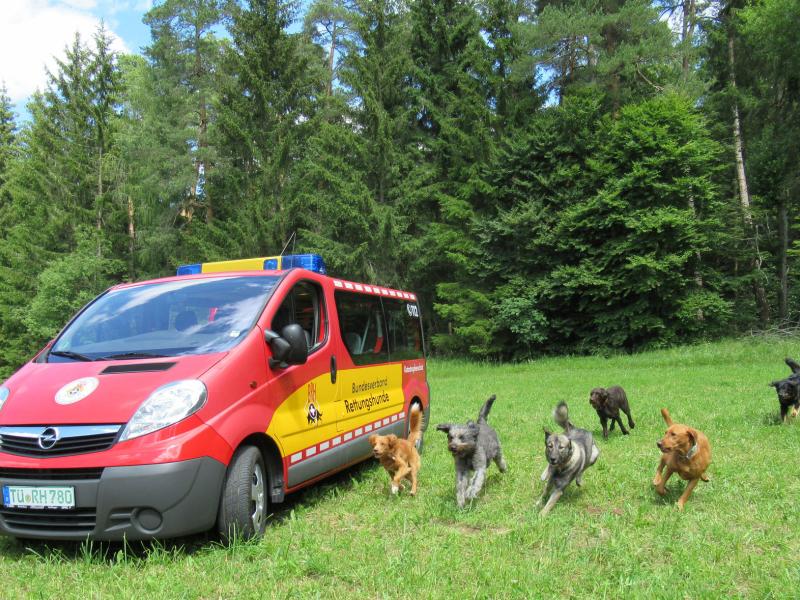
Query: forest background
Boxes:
[{"xmin": 0, "ymin": 0, "xmax": 798, "ymax": 378}]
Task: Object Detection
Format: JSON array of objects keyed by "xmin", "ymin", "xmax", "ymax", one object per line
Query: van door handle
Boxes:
[{"xmin": 330, "ymin": 355, "xmax": 337, "ymax": 384}]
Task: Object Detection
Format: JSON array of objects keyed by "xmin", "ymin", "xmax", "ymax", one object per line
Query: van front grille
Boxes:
[
  {"xmin": 0, "ymin": 426, "xmax": 121, "ymax": 457},
  {"xmin": 0, "ymin": 468, "xmax": 104, "ymax": 481}
]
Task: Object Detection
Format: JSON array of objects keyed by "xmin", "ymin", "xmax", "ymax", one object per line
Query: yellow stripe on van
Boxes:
[
  {"xmin": 266, "ymin": 364, "xmax": 404, "ymax": 458},
  {"xmin": 201, "ymin": 256, "xmax": 281, "ymax": 272}
]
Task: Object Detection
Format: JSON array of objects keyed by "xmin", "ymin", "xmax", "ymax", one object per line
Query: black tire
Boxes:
[{"xmin": 217, "ymin": 445, "xmax": 268, "ymax": 542}]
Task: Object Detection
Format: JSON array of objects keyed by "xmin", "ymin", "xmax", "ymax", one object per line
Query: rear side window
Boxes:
[
  {"xmin": 335, "ymin": 292, "xmax": 388, "ymax": 366},
  {"xmin": 383, "ymin": 298, "xmax": 424, "ymax": 360}
]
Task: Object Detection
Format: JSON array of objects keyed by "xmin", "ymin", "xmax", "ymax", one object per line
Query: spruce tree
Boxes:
[
  {"xmin": 403, "ymin": 0, "xmax": 493, "ymax": 335},
  {"xmin": 339, "ymin": 0, "xmax": 415, "ymax": 284},
  {"xmin": 0, "ymin": 84, "xmax": 15, "ymax": 206},
  {"xmin": 0, "ymin": 30, "xmax": 124, "ymax": 373},
  {"xmin": 214, "ymin": 0, "xmax": 323, "ymax": 256}
]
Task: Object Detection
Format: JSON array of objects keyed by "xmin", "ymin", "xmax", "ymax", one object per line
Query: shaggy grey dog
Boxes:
[
  {"xmin": 538, "ymin": 401, "xmax": 599, "ymax": 516},
  {"xmin": 436, "ymin": 395, "xmax": 507, "ymax": 508}
]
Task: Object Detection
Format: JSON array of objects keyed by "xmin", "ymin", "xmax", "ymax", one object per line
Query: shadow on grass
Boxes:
[
  {"xmin": 1, "ymin": 459, "xmax": 380, "ymax": 563},
  {"xmin": 760, "ymin": 411, "xmax": 787, "ymax": 426},
  {"xmin": 651, "ymin": 482, "xmax": 685, "ymax": 505}
]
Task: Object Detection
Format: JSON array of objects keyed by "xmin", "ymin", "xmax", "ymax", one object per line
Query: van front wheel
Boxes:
[{"xmin": 217, "ymin": 446, "xmax": 268, "ymax": 542}]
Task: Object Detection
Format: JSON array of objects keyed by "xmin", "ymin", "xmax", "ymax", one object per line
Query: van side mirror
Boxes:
[{"xmin": 265, "ymin": 324, "xmax": 308, "ymax": 368}]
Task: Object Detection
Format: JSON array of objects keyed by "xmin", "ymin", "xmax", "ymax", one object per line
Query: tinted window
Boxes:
[
  {"xmin": 271, "ymin": 281, "xmax": 326, "ymax": 351},
  {"xmin": 50, "ymin": 276, "xmax": 280, "ymax": 361},
  {"xmin": 335, "ymin": 292, "xmax": 389, "ymax": 366},
  {"xmin": 384, "ymin": 298, "xmax": 424, "ymax": 360}
]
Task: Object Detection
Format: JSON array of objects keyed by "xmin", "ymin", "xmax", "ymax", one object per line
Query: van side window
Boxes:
[
  {"xmin": 335, "ymin": 291, "xmax": 389, "ymax": 366},
  {"xmin": 383, "ymin": 298, "xmax": 424, "ymax": 360},
  {"xmin": 271, "ymin": 281, "xmax": 326, "ymax": 351}
]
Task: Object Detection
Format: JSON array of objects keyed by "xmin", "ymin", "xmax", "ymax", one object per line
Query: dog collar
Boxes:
[{"xmin": 683, "ymin": 443, "xmax": 698, "ymax": 460}]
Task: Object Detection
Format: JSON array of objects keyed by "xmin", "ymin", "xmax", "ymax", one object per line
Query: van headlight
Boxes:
[
  {"xmin": 0, "ymin": 386, "xmax": 9, "ymax": 411},
  {"xmin": 119, "ymin": 380, "xmax": 207, "ymax": 441}
]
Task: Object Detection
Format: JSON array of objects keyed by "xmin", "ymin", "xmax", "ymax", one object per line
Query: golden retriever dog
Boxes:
[
  {"xmin": 369, "ymin": 404, "xmax": 423, "ymax": 495},
  {"xmin": 652, "ymin": 408, "xmax": 711, "ymax": 510}
]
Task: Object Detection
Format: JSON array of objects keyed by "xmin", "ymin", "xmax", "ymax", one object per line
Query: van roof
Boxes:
[{"xmin": 111, "ymin": 269, "xmax": 417, "ymax": 301}]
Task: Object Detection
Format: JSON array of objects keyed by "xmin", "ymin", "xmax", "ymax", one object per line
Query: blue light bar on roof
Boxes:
[
  {"xmin": 176, "ymin": 263, "xmax": 202, "ymax": 276},
  {"xmin": 176, "ymin": 254, "xmax": 327, "ymax": 276},
  {"xmin": 282, "ymin": 254, "xmax": 327, "ymax": 274}
]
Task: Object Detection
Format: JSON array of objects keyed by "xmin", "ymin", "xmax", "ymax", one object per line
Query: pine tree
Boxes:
[
  {"xmin": 305, "ymin": 0, "xmax": 354, "ymax": 96},
  {"xmin": 524, "ymin": 0, "xmax": 677, "ymax": 112},
  {"xmin": 144, "ymin": 0, "xmax": 224, "ymax": 224}
]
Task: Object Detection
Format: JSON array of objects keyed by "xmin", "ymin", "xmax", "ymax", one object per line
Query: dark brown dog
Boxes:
[
  {"xmin": 369, "ymin": 405, "xmax": 422, "ymax": 495},
  {"xmin": 589, "ymin": 386, "xmax": 635, "ymax": 438},
  {"xmin": 652, "ymin": 408, "xmax": 711, "ymax": 510}
]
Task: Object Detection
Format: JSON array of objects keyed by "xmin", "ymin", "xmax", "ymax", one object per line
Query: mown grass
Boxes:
[{"xmin": 1, "ymin": 336, "xmax": 799, "ymax": 598}]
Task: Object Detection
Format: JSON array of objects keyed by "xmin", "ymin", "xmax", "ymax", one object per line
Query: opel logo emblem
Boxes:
[{"xmin": 38, "ymin": 427, "xmax": 60, "ymax": 450}]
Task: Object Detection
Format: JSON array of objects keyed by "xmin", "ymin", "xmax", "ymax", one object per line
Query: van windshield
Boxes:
[{"xmin": 48, "ymin": 275, "xmax": 280, "ymax": 362}]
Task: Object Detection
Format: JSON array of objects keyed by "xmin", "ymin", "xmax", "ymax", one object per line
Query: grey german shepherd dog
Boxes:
[{"xmin": 538, "ymin": 402, "xmax": 600, "ymax": 516}]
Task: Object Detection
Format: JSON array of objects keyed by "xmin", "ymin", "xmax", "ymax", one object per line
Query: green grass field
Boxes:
[{"xmin": 2, "ymin": 337, "xmax": 799, "ymax": 598}]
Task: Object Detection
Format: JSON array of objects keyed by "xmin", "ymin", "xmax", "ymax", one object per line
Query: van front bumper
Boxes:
[{"xmin": 0, "ymin": 457, "xmax": 225, "ymax": 541}]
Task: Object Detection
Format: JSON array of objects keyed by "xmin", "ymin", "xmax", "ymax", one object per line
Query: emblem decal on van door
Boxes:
[
  {"xmin": 55, "ymin": 377, "xmax": 99, "ymax": 405},
  {"xmin": 306, "ymin": 382, "xmax": 322, "ymax": 425}
]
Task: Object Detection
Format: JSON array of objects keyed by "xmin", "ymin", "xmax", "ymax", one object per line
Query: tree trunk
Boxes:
[
  {"xmin": 327, "ymin": 22, "xmax": 337, "ymax": 97},
  {"xmin": 96, "ymin": 146, "xmax": 103, "ymax": 258},
  {"xmin": 729, "ymin": 32, "xmax": 770, "ymax": 325},
  {"xmin": 778, "ymin": 194, "xmax": 789, "ymax": 321},
  {"xmin": 128, "ymin": 195, "xmax": 136, "ymax": 281},
  {"xmin": 194, "ymin": 22, "xmax": 211, "ymax": 223},
  {"xmin": 681, "ymin": 0, "xmax": 697, "ymax": 79}
]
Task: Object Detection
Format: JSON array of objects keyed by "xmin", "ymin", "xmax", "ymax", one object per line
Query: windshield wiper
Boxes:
[
  {"xmin": 98, "ymin": 352, "xmax": 169, "ymax": 361},
  {"xmin": 49, "ymin": 350, "xmax": 94, "ymax": 362}
]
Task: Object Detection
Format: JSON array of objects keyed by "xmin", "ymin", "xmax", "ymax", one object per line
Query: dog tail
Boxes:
[
  {"xmin": 786, "ymin": 357, "xmax": 800, "ymax": 374},
  {"xmin": 553, "ymin": 401, "xmax": 573, "ymax": 432},
  {"xmin": 660, "ymin": 408, "xmax": 674, "ymax": 426},
  {"xmin": 477, "ymin": 395, "xmax": 496, "ymax": 424},
  {"xmin": 407, "ymin": 404, "xmax": 423, "ymax": 445}
]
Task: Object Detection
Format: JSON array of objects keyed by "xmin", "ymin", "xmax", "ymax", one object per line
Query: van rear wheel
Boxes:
[{"xmin": 217, "ymin": 445, "xmax": 268, "ymax": 542}]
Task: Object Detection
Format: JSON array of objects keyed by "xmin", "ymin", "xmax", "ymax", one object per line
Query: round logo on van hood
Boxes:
[{"xmin": 55, "ymin": 377, "xmax": 99, "ymax": 405}]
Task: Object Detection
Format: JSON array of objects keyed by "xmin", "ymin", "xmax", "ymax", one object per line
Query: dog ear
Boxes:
[
  {"xmin": 543, "ymin": 427, "xmax": 552, "ymax": 443},
  {"xmin": 368, "ymin": 434, "xmax": 378, "ymax": 446},
  {"xmin": 686, "ymin": 429, "xmax": 696, "ymax": 448},
  {"xmin": 769, "ymin": 381, "xmax": 779, "ymax": 388},
  {"xmin": 386, "ymin": 434, "xmax": 398, "ymax": 446},
  {"xmin": 436, "ymin": 424, "xmax": 452, "ymax": 433}
]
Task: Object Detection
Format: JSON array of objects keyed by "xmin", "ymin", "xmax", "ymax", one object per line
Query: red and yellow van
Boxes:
[{"xmin": 0, "ymin": 255, "xmax": 429, "ymax": 540}]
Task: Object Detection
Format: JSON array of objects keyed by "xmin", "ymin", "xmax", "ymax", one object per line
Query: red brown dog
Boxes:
[
  {"xmin": 652, "ymin": 408, "xmax": 711, "ymax": 510},
  {"xmin": 369, "ymin": 405, "xmax": 423, "ymax": 495}
]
